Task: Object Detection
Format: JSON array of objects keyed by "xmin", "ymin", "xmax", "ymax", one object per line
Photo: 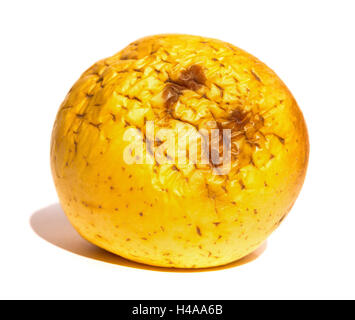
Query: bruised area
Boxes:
[
  {"xmin": 162, "ymin": 65, "xmax": 206, "ymax": 109},
  {"xmin": 159, "ymin": 64, "xmax": 267, "ymax": 173},
  {"xmin": 166, "ymin": 65, "xmax": 207, "ymax": 92}
]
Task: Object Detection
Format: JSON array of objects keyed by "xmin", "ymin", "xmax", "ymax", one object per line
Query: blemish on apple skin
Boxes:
[
  {"xmin": 162, "ymin": 83, "xmax": 182, "ymax": 109},
  {"xmin": 196, "ymin": 226, "xmax": 202, "ymax": 236},
  {"xmin": 162, "ymin": 64, "xmax": 206, "ymax": 109},
  {"xmin": 110, "ymin": 113, "xmax": 117, "ymax": 121},
  {"xmin": 276, "ymin": 212, "xmax": 288, "ymax": 226},
  {"xmin": 251, "ymin": 69, "xmax": 262, "ymax": 82}
]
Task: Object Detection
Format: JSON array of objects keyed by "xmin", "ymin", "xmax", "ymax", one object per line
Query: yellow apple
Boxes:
[{"xmin": 51, "ymin": 34, "xmax": 309, "ymax": 268}]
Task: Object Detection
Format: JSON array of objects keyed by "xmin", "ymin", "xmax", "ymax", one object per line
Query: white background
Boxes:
[{"xmin": 1, "ymin": 0, "xmax": 354, "ymax": 300}]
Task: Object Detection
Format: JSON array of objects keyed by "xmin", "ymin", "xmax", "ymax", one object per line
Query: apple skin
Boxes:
[{"xmin": 51, "ymin": 34, "xmax": 309, "ymax": 268}]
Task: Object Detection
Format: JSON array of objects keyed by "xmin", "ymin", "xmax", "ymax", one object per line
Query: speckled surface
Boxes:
[{"xmin": 51, "ymin": 34, "xmax": 309, "ymax": 268}]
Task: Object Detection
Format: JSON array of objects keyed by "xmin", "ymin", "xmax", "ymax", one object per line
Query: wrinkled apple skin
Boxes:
[{"xmin": 51, "ymin": 34, "xmax": 309, "ymax": 268}]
